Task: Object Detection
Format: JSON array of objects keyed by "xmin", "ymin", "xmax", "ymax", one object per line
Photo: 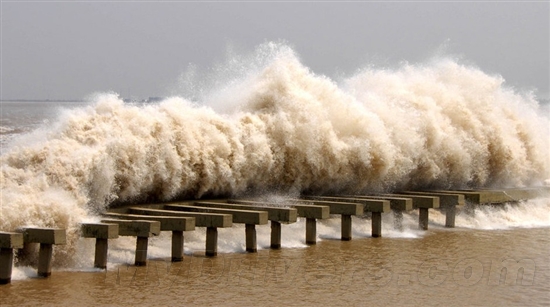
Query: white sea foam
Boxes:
[{"xmin": 1, "ymin": 43, "xmax": 549, "ymax": 268}]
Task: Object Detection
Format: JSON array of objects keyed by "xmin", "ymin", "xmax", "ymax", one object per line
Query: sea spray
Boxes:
[{"xmin": 1, "ymin": 45, "xmax": 549, "ymax": 265}]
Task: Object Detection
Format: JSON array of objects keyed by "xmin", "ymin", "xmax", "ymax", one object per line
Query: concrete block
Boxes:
[
  {"xmin": 103, "ymin": 213, "xmax": 195, "ymax": 231},
  {"xmin": 312, "ymin": 196, "xmax": 391, "ymax": 213},
  {"xmin": 165, "ymin": 204, "xmax": 268, "ymax": 225},
  {"xmin": 0, "ymin": 232, "xmax": 24, "ymax": 249},
  {"xmin": 80, "ymin": 223, "xmax": 119, "ymax": 239},
  {"xmin": 351, "ymin": 196, "xmax": 413, "ymax": 211},
  {"xmin": 18, "ymin": 228, "xmax": 66, "ymax": 245},
  {"xmin": 229, "ymin": 199, "xmax": 330, "ymax": 219},
  {"xmin": 289, "ymin": 199, "xmax": 363, "ymax": 216},
  {"xmin": 128, "ymin": 207, "xmax": 232, "ymax": 228},
  {"xmin": 197, "ymin": 201, "xmax": 298, "ymax": 223},
  {"xmin": 100, "ymin": 219, "xmax": 160, "ymax": 237}
]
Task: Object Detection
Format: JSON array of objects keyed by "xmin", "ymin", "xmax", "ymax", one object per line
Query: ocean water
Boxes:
[{"xmin": 1, "ymin": 44, "xmax": 549, "ymax": 305}]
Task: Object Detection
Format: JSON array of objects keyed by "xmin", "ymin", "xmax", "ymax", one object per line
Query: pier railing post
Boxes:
[{"xmin": 17, "ymin": 228, "xmax": 66, "ymax": 278}]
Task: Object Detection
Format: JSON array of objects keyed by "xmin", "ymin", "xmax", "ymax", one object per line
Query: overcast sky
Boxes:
[{"xmin": 1, "ymin": 1, "xmax": 549, "ymax": 100}]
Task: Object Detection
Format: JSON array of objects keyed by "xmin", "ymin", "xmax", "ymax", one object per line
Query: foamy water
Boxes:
[{"xmin": 1, "ymin": 43, "xmax": 549, "ymax": 268}]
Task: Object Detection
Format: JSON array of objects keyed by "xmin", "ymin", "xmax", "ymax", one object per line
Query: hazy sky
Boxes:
[{"xmin": 1, "ymin": 1, "xmax": 549, "ymax": 100}]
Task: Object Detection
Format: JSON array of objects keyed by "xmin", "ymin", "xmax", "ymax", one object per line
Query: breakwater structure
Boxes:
[{"xmin": 1, "ymin": 187, "xmax": 549, "ymax": 284}]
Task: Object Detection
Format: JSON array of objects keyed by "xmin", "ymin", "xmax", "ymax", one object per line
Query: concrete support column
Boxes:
[
  {"xmin": 271, "ymin": 221, "xmax": 281, "ymax": 249},
  {"xmin": 37, "ymin": 243, "xmax": 53, "ymax": 277},
  {"xmin": 341, "ymin": 215, "xmax": 352, "ymax": 241},
  {"xmin": 245, "ymin": 224, "xmax": 257, "ymax": 253},
  {"xmin": 419, "ymin": 208, "xmax": 429, "ymax": 230},
  {"xmin": 206, "ymin": 227, "xmax": 218, "ymax": 257},
  {"xmin": 135, "ymin": 237, "xmax": 149, "ymax": 266},
  {"xmin": 372, "ymin": 212, "xmax": 382, "ymax": 238},
  {"xmin": 0, "ymin": 248, "xmax": 14, "ymax": 284},
  {"xmin": 171, "ymin": 231, "xmax": 184, "ymax": 262},
  {"xmin": 94, "ymin": 238, "xmax": 109, "ymax": 269},
  {"xmin": 306, "ymin": 218, "xmax": 317, "ymax": 245},
  {"xmin": 445, "ymin": 206, "xmax": 456, "ymax": 228}
]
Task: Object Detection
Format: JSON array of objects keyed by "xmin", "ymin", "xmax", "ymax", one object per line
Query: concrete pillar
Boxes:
[
  {"xmin": 341, "ymin": 215, "xmax": 352, "ymax": 241},
  {"xmin": 94, "ymin": 238, "xmax": 109, "ymax": 269},
  {"xmin": 0, "ymin": 248, "xmax": 14, "ymax": 284},
  {"xmin": 445, "ymin": 205, "xmax": 456, "ymax": 228},
  {"xmin": 205, "ymin": 227, "xmax": 218, "ymax": 257},
  {"xmin": 37, "ymin": 243, "xmax": 53, "ymax": 277},
  {"xmin": 171, "ymin": 230, "xmax": 184, "ymax": 262},
  {"xmin": 372, "ymin": 212, "xmax": 382, "ymax": 238},
  {"xmin": 245, "ymin": 224, "xmax": 257, "ymax": 253},
  {"xmin": 135, "ymin": 237, "xmax": 149, "ymax": 266},
  {"xmin": 419, "ymin": 208, "xmax": 429, "ymax": 230},
  {"xmin": 0, "ymin": 232, "xmax": 23, "ymax": 284},
  {"xmin": 306, "ymin": 218, "xmax": 317, "ymax": 245},
  {"xmin": 271, "ymin": 221, "xmax": 281, "ymax": 249}
]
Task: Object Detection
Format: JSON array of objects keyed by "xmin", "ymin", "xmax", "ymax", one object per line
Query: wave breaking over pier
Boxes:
[{"xmin": 1, "ymin": 44, "xmax": 549, "ymax": 264}]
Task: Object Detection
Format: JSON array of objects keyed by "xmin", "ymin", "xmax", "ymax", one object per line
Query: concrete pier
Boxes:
[
  {"xmin": 195, "ymin": 201, "xmax": 297, "ymax": 249},
  {"xmin": 0, "ymin": 232, "xmax": 24, "ymax": 284},
  {"xmin": 383, "ymin": 194, "xmax": 439, "ymax": 230},
  {"xmin": 80, "ymin": 223, "xmax": 119, "ymax": 269},
  {"xmin": 270, "ymin": 221, "xmax": 282, "ymax": 249},
  {"xmin": 229, "ymin": 199, "xmax": 329, "ymax": 245},
  {"xmin": 102, "ymin": 213, "xmax": 195, "ymax": 262},
  {"xmin": 288, "ymin": 199, "xmax": 362, "ymax": 241},
  {"xmin": 17, "ymin": 228, "xmax": 66, "ymax": 277},
  {"xmin": 166, "ymin": 204, "xmax": 267, "ymax": 253},
  {"xmin": 128, "ymin": 207, "xmax": 231, "ymax": 257},
  {"xmin": 206, "ymin": 227, "xmax": 218, "ymax": 257},
  {"xmin": 100, "ymin": 219, "xmax": 160, "ymax": 266},
  {"xmin": 403, "ymin": 191, "xmax": 464, "ymax": 227},
  {"xmin": 308, "ymin": 196, "xmax": 390, "ymax": 237}
]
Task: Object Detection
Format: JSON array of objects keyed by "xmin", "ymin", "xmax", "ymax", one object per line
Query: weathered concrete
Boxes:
[
  {"xmin": 166, "ymin": 204, "xmax": 268, "ymax": 225},
  {"xmin": 103, "ymin": 212, "xmax": 196, "ymax": 232},
  {"xmin": 102, "ymin": 213, "xmax": 196, "ymax": 261},
  {"xmin": 306, "ymin": 218, "xmax": 317, "ymax": 244},
  {"xmin": 305, "ymin": 196, "xmax": 389, "ymax": 237},
  {"xmin": 311, "ymin": 196, "xmax": 391, "ymax": 213},
  {"xmin": 80, "ymin": 223, "xmax": 119, "ymax": 269},
  {"xmin": 343, "ymin": 195, "xmax": 412, "ymax": 211},
  {"xmin": 430, "ymin": 190, "xmax": 511, "ymax": 204},
  {"xmin": 100, "ymin": 219, "xmax": 160, "ymax": 266},
  {"xmin": 172, "ymin": 203, "xmax": 268, "ymax": 253},
  {"xmin": 271, "ymin": 221, "xmax": 282, "ymax": 249},
  {"xmin": 128, "ymin": 207, "xmax": 232, "ymax": 228},
  {"xmin": 19, "ymin": 228, "xmax": 67, "ymax": 245},
  {"xmin": 382, "ymin": 194, "xmax": 439, "ymax": 230},
  {"xmin": 16, "ymin": 228, "xmax": 66, "ymax": 277},
  {"xmin": 245, "ymin": 224, "xmax": 257, "ymax": 252},
  {"xmin": 206, "ymin": 227, "xmax": 218, "ymax": 257},
  {"xmin": 228, "ymin": 199, "xmax": 330, "ymax": 219},
  {"xmin": 402, "ymin": 191, "xmax": 465, "ymax": 227},
  {"xmin": 0, "ymin": 232, "xmax": 23, "ymax": 284},
  {"xmin": 228, "ymin": 199, "xmax": 329, "ymax": 245},
  {"xmin": 341, "ymin": 215, "xmax": 352, "ymax": 241},
  {"xmin": 372, "ymin": 212, "xmax": 382, "ymax": 237},
  {"xmin": 125, "ymin": 208, "xmax": 232, "ymax": 257},
  {"xmin": 196, "ymin": 201, "xmax": 298, "ymax": 249},
  {"xmin": 196, "ymin": 201, "xmax": 298, "ymax": 223},
  {"xmin": 287, "ymin": 199, "xmax": 361, "ymax": 240}
]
